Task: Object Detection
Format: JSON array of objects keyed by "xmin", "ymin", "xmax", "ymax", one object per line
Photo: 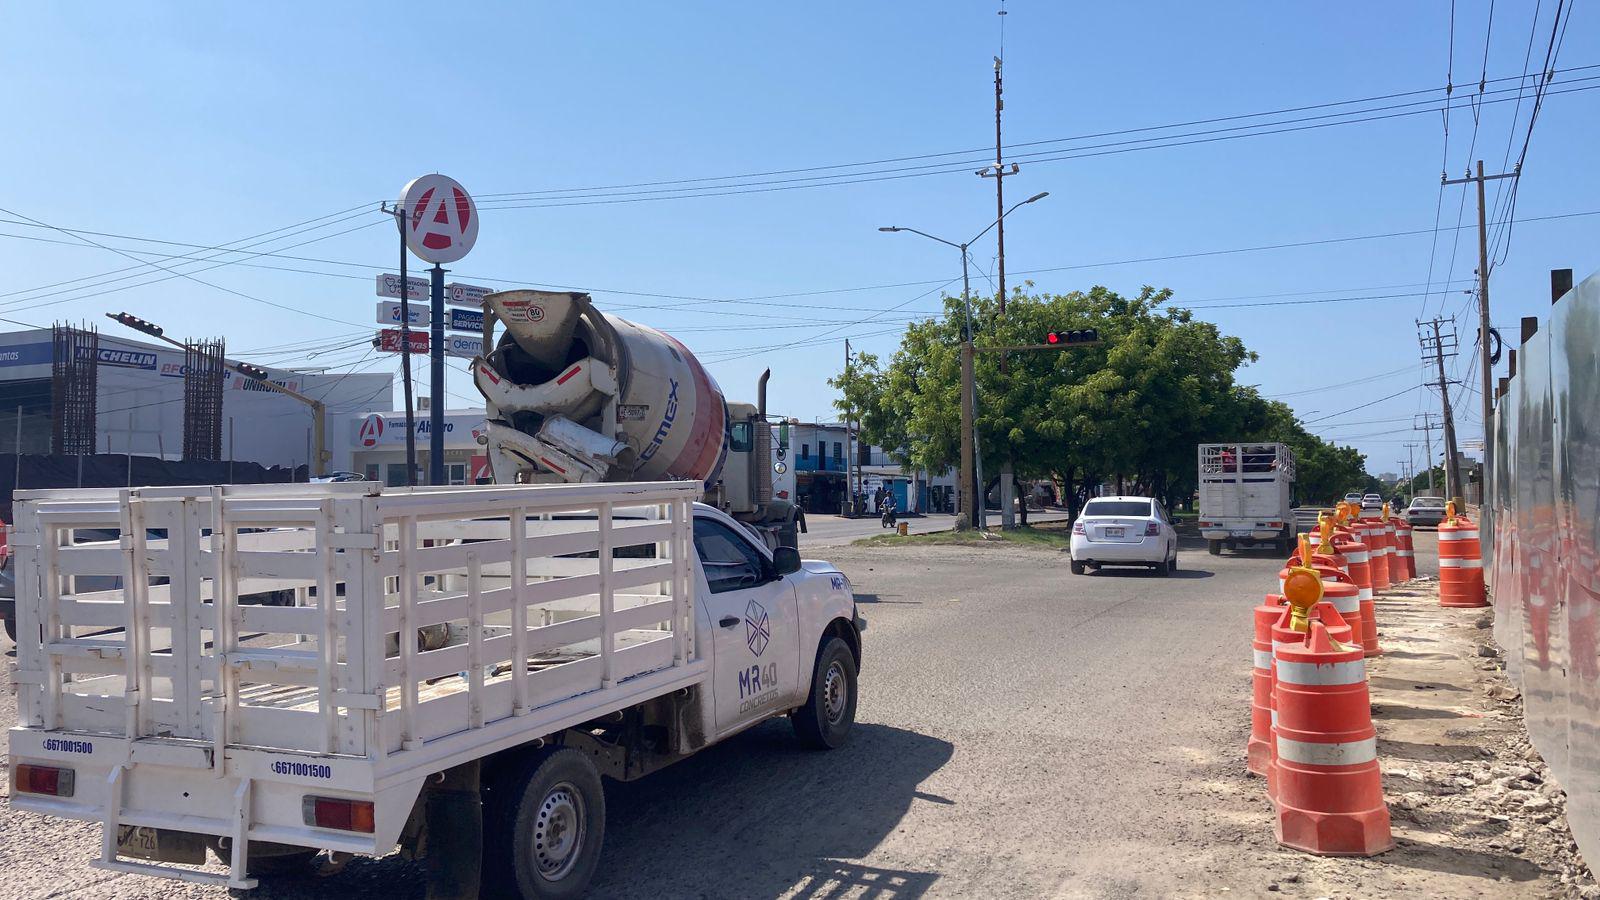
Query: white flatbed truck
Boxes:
[
  {"xmin": 6, "ymin": 480, "xmax": 863, "ymax": 898},
  {"xmin": 1196, "ymin": 442, "xmax": 1297, "ymax": 555}
]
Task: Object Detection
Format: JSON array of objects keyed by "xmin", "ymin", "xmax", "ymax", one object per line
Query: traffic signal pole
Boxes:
[{"xmin": 104, "ymin": 312, "xmax": 330, "ymax": 477}]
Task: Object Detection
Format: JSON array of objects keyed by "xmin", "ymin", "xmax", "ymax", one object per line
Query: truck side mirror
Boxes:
[{"xmin": 771, "ymin": 546, "xmax": 802, "ymax": 576}]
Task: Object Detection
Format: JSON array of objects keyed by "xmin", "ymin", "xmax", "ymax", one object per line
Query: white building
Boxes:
[
  {"xmin": 0, "ymin": 328, "xmax": 392, "ymax": 473},
  {"xmin": 347, "ymin": 408, "xmax": 489, "ymax": 486}
]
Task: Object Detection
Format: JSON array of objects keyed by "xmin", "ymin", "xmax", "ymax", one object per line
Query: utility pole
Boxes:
[
  {"xmin": 979, "ymin": 49, "xmax": 1023, "ymax": 528},
  {"xmin": 1412, "ymin": 414, "xmax": 1440, "ymax": 494},
  {"xmin": 843, "ymin": 338, "xmax": 856, "ymax": 516},
  {"xmin": 1418, "ymin": 319, "xmax": 1463, "ymax": 503},
  {"xmin": 1403, "ymin": 441, "xmax": 1419, "ymax": 495},
  {"xmin": 1442, "ymin": 160, "xmax": 1517, "ymax": 509}
]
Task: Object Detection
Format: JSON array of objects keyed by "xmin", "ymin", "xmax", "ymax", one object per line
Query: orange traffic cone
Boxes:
[{"xmin": 1273, "ymin": 621, "xmax": 1394, "ymax": 856}]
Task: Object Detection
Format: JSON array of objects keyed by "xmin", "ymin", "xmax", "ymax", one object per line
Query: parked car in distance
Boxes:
[
  {"xmin": 311, "ymin": 470, "xmax": 366, "ymax": 483},
  {"xmin": 1070, "ymin": 496, "xmax": 1179, "ymax": 576},
  {"xmin": 1406, "ymin": 495, "xmax": 1448, "ymax": 527},
  {"xmin": 1361, "ymin": 493, "xmax": 1384, "ymax": 511},
  {"xmin": 1343, "ymin": 491, "xmax": 1363, "ymax": 505}
]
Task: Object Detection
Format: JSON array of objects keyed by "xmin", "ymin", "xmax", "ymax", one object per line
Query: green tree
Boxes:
[{"xmin": 839, "ymin": 285, "xmax": 1260, "ymax": 518}]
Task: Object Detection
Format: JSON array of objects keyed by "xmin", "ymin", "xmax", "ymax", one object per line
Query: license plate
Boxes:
[
  {"xmin": 1105, "ymin": 527, "xmax": 1125, "ymax": 537},
  {"xmin": 116, "ymin": 825, "xmax": 206, "ymax": 865}
]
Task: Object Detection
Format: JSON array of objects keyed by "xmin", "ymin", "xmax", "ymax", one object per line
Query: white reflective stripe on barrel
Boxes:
[
  {"xmin": 1276, "ymin": 735, "xmax": 1378, "ymax": 766},
  {"xmin": 1346, "ymin": 550, "xmax": 1370, "ymax": 563},
  {"xmin": 1397, "ymin": 550, "xmax": 1415, "ymax": 557},
  {"xmin": 1330, "ymin": 594, "xmax": 1360, "ymax": 614},
  {"xmin": 1358, "ymin": 588, "xmax": 1374, "ymax": 601},
  {"xmin": 1276, "ymin": 658, "xmax": 1366, "ymax": 686},
  {"xmin": 1440, "ymin": 529, "xmax": 1480, "ymax": 541},
  {"xmin": 1440, "ymin": 557, "xmax": 1484, "ymax": 568},
  {"xmin": 1271, "ymin": 709, "xmax": 1278, "ymax": 726},
  {"xmin": 1254, "ymin": 649, "xmax": 1273, "ymax": 669}
]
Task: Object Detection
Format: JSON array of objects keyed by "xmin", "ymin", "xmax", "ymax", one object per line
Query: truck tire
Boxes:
[
  {"xmin": 793, "ymin": 637, "xmax": 857, "ymax": 750},
  {"xmin": 482, "ymin": 748, "xmax": 606, "ymax": 900},
  {"xmin": 1208, "ymin": 540, "xmax": 1222, "ymax": 556},
  {"xmin": 3, "ymin": 615, "xmax": 14, "ymax": 643},
  {"xmin": 1070, "ymin": 560, "xmax": 1086, "ymax": 575}
]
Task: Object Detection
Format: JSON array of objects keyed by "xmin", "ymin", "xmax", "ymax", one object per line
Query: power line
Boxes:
[
  {"xmin": 1301, "ymin": 386, "xmax": 1423, "ymax": 425},
  {"xmin": 471, "ymin": 62, "xmax": 1600, "ymax": 204},
  {"xmin": 472, "ymin": 78, "xmax": 1600, "ymax": 212},
  {"xmin": 0, "ymin": 202, "xmax": 378, "ymax": 302}
]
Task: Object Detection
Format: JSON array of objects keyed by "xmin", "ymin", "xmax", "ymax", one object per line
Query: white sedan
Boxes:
[{"xmin": 1069, "ymin": 496, "xmax": 1180, "ymax": 576}]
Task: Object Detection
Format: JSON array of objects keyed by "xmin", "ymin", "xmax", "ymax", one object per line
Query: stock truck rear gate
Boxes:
[
  {"xmin": 1197, "ymin": 442, "xmax": 1297, "ymax": 554},
  {"xmin": 7, "ymin": 480, "xmax": 704, "ymax": 889}
]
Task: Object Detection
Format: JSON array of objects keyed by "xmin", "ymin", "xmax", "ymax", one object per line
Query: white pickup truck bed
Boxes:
[{"xmin": 7, "ymin": 480, "xmax": 705, "ymax": 888}]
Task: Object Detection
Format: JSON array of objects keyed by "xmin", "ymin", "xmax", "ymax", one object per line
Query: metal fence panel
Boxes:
[{"xmin": 1494, "ymin": 268, "xmax": 1600, "ymax": 859}]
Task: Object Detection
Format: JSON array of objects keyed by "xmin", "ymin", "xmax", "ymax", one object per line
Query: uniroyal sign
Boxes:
[{"xmin": 398, "ymin": 174, "xmax": 478, "ymax": 264}]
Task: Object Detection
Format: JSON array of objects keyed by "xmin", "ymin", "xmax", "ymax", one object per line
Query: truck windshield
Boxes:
[{"xmin": 1082, "ymin": 500, "xmax": 1152, "ymax": 517}]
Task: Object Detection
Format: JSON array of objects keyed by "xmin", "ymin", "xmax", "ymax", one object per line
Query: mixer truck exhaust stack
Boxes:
[{"xmin": 473, "ymin": 289, "xmax": 805, "ymax": 547}]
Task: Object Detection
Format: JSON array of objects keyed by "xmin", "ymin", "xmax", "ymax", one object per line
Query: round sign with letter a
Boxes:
[
  {"xmin": 359, "ymin": 413, "xmax": 386, "ymax": 448},
  {"xmin": 398, "ymin": 174, "xmax": 478, "ymax": 264}
]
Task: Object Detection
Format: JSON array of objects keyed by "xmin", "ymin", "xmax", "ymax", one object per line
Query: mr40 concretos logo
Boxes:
[
  {"xmin": 744, "ymin": 598, "xmax": 770, "ymax": 656},
  {"xmin": 736, "ymin": 598, "xmax": 781, "ymax": 715}
]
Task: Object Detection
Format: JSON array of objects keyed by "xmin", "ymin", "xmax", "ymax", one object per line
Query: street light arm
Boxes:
[
  {"xmin": 878, "ymin": 226, "xmax": 965, "ymax": 252},
  {"xmin": 966, "ymin": 191, "xmax": 1050, "ymax": 246}
]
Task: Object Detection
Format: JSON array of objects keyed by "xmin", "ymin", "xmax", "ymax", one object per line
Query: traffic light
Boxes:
[
  {"xmin": 1045, "ymin": 328, "xmax": 1099, "ymax": 345},
  {"xmin": 234, "ymin": 361, "xmax": 269, "ymax": 381},
  {"xmin": 106, "ymin": 312, "xmax": 163, "ymax": 337}
]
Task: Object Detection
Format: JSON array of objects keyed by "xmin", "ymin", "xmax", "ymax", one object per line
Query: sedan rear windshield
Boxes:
[
  {"xmin": 1411, "ymin": 498, "xmax": 1446, "ymax": 507},
  {"xmin": 1082, "ymin": 500, "xmax": 1152, "ymax": 517}
]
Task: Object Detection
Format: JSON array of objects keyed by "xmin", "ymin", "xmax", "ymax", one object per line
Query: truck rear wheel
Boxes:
[
  {"xmin": 483, "ymin": 748, "xmax": 606, "ymax": 900},
  {"xmin": 1208, "ymin": 540, "xmax": 1222, "ymax": 556},
  {"xmin": 793, "ymin": 637, "xmax": 857, "ymax": 750}
]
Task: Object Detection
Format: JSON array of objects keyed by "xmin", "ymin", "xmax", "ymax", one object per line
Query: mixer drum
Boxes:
[{"xmin": 478, "ymin": 290, "xmax": 728, "ymax": 488}]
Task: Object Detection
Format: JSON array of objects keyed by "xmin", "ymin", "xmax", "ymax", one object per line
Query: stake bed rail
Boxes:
[{"xmin": 8, "ymin": 480, "xmax": 703, "ymax": 887}]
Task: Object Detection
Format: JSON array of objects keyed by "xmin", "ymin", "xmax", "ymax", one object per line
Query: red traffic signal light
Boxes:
[
  {"xmin": 105, "ymin": 312, "xmax": 163, "ymax": 338},
  {"xmin": 1046, "ymin": 328, "xmax": 1099, "ymax": 345}
]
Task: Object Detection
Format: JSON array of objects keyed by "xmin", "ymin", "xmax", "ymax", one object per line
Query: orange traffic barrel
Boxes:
[
  {"xmin": 1392, "ymin": 519, "xmax": 1415, "ymax": 580},
  {"xmin": 1268, "ymin": 601, "xmax": 1354, "ymax": 805},
  {"xmin": 1273, "ymin": 622, "xmax": 1394, "ymax": 856},
  {"xmin": 1361, "ymin": 517, "xmax": 1391, "ymax": 592},
  {"xmin": 1438, "ymin": 515, "xmax": 1487, "ymax": 607},
  {"xmin": 1332, "ymin": 534, "xmax": 1379, "ymax": 656},
  {"xmin": 1250, "ymin": 595, "xmax": 1289, "ymax": 777}
]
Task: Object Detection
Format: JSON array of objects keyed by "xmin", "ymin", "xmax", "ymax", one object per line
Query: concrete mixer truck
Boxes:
[{"xmin": 471, "ymin": 289, "xmax": 806, "ymax": 548}]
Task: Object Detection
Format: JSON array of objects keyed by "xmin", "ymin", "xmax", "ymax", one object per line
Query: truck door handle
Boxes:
[{"xmin": 719, "ymin": 616, "xmax": 739, "ymax": 628}]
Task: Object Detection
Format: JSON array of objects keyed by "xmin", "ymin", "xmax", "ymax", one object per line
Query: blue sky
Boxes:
[{"xmin": 2, "ymin": 2, "xmax": 1595, "ymax": 479}]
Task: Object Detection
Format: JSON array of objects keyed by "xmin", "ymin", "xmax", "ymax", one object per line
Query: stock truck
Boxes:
[
  {"xmin": 472, "ymin": 290, "xmax": 804, "ymax": 549},
  {"xmin": 1197, "ymin": 442, "xmax": 1297, "ymax": 555},
  {"xmin": 7, "ymin": 479, "xmax": 863, "ymax": 897}
]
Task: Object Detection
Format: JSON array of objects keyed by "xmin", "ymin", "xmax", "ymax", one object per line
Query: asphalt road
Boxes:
[
  {"xmin": 0, "ymin": 534, "xmax": 1446, "ymax": 898},
  {"xmin": 801, "ymin": 509, "xmax": 1070, "ymax": 547}
]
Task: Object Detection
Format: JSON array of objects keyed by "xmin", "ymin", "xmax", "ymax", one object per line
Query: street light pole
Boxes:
[{"xmin": 879, "ymin": 190, "xmax": 1047, "ymax": 531}]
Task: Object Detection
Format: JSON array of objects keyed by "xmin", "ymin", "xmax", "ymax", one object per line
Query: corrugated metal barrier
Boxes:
[{"xmin": 1489, "ymin": 267, "xmax": 1600, "ymax": 862}]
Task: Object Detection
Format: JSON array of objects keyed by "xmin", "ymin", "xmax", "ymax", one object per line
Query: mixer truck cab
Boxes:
[
  {"xmin": 7, "ymin": 480, "xmax": 860, "ymax": 898},
  {"xmin": 471, "ymin": 289, "xmax": 805, "ymax": 549}
]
